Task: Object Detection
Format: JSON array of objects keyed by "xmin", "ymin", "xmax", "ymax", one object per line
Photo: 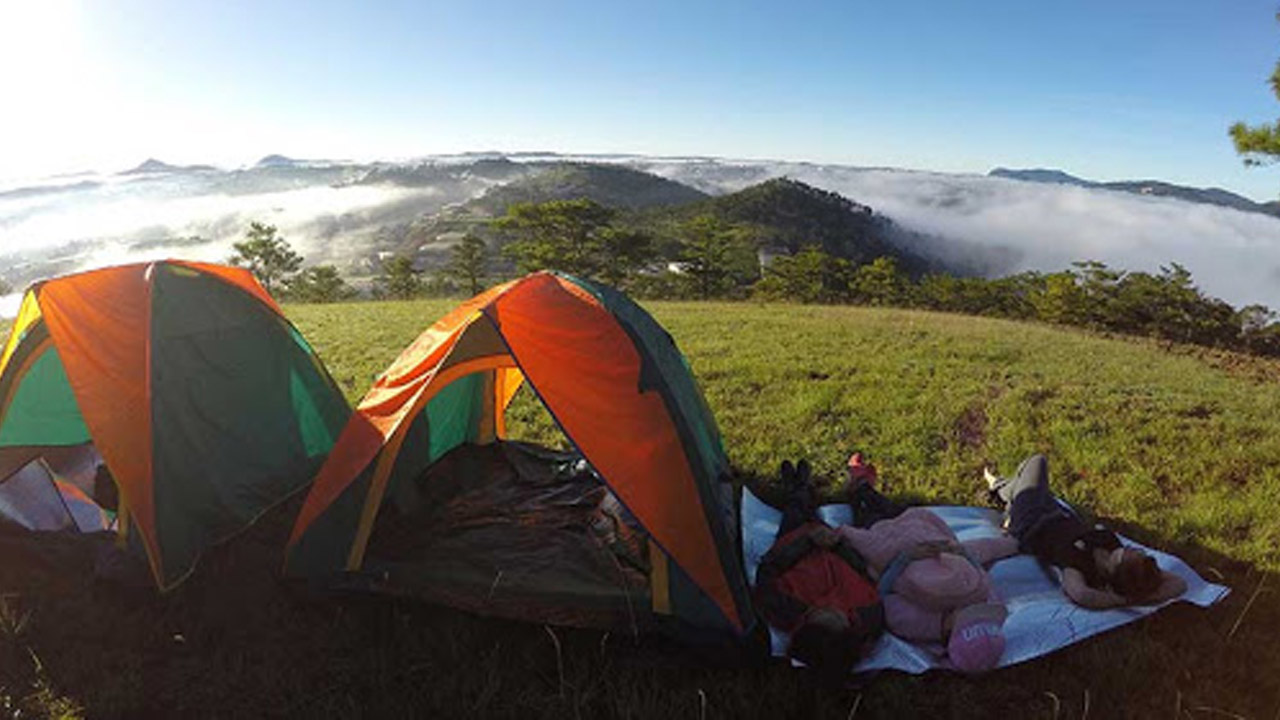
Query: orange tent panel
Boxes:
[
  {"xmin": 36, "ymin": 265, "xmax": 161, "ymax": 581},
  {"xmin": 488, "ymin": 274, "xmax": 742, "ymax": 631}
]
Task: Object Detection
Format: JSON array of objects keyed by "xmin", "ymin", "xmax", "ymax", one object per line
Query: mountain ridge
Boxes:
[
  {"xmin": 121, "ymin": 158, "xmax": 218, "ymax": 175},
  {"xmin": 5, "ymin": 153, "xmax": 1279, "ymax": 312},
  {"xmin": 990, "ymin": 167, "xmax": 1278, "ymax": 218},
  {"xmin": 387, "ymin": 165, "xmax": 950, "ymax": 278}
]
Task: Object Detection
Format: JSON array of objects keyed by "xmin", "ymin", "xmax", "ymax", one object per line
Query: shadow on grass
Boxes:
[{"xmin": 0, "ymin": 488, "xmax": 1274, "ymax": 719}]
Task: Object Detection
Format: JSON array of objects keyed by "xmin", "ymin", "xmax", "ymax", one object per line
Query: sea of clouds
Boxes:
[
  {"xmin": 3, "ymin": 156, "xmax": 1280, "ymax": 318},
  {"xmin": 638, "ymin": 160, "xmax": 1280, "ymax": 310},
  {"xmin": 0, "ymin": 172, "xmax": 453, "ymax": 315}
]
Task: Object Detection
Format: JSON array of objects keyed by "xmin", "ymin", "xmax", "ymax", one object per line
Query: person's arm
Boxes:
[
  {"xmin": 835, "ymin": 524, "xmax": 869, "ymax": 547},
  {"xmin": 829, "ymin": 533, "xmax": 871, "ymax": 576},
  {"xmin": 808, "ymin": 525, "xmax": 840, "ymax": 549},
  {"xmin": 1060, "ymin": 567, "xmax": 1127, "ymax": 609},
  {"xmin": 962, "ymin": 536, "xmax": 1020, "ymax": 566},
  {"xmin": 758, "ymin": 529, "xmax": 816, "ymax": 576},
  {"xmin": 1133, "ymin": 571, "xmax": 1187, "ymax": 605},
  {"xmin": 834, "ymin": 525, "xmax": 882, "ymax": 578}
]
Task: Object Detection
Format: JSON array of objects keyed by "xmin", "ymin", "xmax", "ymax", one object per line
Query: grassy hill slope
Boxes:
[
  {"xmin": 464, "ymin": 163, "xmax": 709, "ymax": 215},
  {"xmin": 3, "ymin": 301, "xmax": 1278, "ymax": 718},
  {"xmin": 394, "ymin": 168, "xmax": 948, "ymax": 278},
  {"xmin": 297, "ymin": 301, "xmax": 1280, "ymax": 568}
]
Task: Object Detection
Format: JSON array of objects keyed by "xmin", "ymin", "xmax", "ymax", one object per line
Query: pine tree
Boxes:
[
  {"xmin": 449, "ymin": 234, "xmax": 489, "ymax": 296},
  {"xmin": 377, "ymin": 256, "xmax": 423, "ymax": 300},
  {"xmin": 1230, "ymin": 12, "xmax": 1280, "ymax": 170},
  {"xmin": 229, "ymin": 222, "xmax": 302, "ymax": 295}
]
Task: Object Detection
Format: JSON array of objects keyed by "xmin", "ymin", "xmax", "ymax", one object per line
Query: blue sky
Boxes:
[{"xmin": 3, "ymin": 0, "xmax": 1279, "ymax": 200}]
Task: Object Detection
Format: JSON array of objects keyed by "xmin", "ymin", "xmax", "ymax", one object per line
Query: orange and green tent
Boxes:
[
  {"xmin": 286, "ymin": 271, "xmax": 752, "ymax": 635},
  {"xmin": 0, "ymin": 260, "xmax": 350, "ymax": 589}
]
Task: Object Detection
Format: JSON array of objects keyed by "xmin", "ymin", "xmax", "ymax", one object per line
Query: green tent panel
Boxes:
[{"xmin": 0, "ymin": 346, "xmax": 91, "ymax": 448}]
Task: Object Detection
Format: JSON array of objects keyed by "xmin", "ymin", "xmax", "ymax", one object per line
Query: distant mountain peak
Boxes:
[
  {"xmin": 120, "ymin": 158, "xmax": 216, "ymax": 175},
  {"xmin": 990, "ymin": 167, "xmax": 1278, "ymax": 219},
  {"xmin": 255, "ymin": 154, "xmax": 298, "ymax": 168},
  {"xmin": 122, "ymin": 158, "xmax": 178, "ymax": 175},
  {"xmin": 989, "ymin": 168, "xmax": 1091, "ymax": 187}
]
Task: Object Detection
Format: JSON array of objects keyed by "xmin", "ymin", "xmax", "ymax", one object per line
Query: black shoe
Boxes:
[
  {"xmin": 796, "ymin": 459, "xmax": 813, "ymax": 490},
  {"xmin": 779, "ymin": 460, "xmax": 797, "ymax": 492}
]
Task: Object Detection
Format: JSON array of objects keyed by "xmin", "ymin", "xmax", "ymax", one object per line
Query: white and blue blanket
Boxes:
[{"xmin": 740, "ymin": 487, "xmax": 1230, "ymax": 674}]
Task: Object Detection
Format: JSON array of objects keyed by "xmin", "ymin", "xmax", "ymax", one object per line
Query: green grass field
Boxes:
[{"xmin": 4, "ymin": 299, "xmax": 1280, "ymax": 718}]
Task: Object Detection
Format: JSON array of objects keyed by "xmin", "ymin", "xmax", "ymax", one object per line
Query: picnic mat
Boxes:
[{"xmin": 740, "ymin": 487, "xmax": 1230, "ymax": 674}]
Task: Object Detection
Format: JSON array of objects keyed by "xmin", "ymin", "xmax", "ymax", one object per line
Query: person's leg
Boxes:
[
  {"xmin": 850, "ymin": 483, "xmax": 907, "ymax": 528},
  {"xmin": 996, "ymin": 454, "xmax": 1061, "ymax": 540},
  {"xmin": 777, "ymin": 461, "xmax": 819, "ymax": 538},
  {"xmin": 991, "ymin": 454, "xmax": 1052, "ymax": 507},
  {"xmin": 778, "ymin": 484, "xmax": 817, "ymax": 537}
]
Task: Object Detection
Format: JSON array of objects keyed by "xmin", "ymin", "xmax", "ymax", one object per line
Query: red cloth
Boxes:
[{"xmin": 767, "ymin": 525, "xmax": 881, "ymax": 632}]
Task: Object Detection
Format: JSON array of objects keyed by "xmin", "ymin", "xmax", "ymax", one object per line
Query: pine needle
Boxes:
[
  {"xmin": 543, "ymin": 625, "xmax": 565, "ymax": 699},
  {"xmin": 1044, "ymin": 691, "xmax": 1061, "ymax": 720},
  {"xmin": 846, "ymin": 694, "xmax": 863, "ymax": 720},
  {"xmin": 1227, "ymin": 575, "xmax": 1266, "ymax": 640}
]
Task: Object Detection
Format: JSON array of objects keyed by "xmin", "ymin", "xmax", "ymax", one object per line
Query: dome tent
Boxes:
[
  {"xmin": 286, "ymin": 272, "xmax": 753, "ymax": 635},
  {"xmin": 0, "ymin": 260, "xmax": 350, "ymax": 588}
]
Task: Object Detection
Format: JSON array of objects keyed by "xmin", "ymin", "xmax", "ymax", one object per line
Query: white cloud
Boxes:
[
  {"xmin": 4, "ymin": 155, "xmax": 1280, "ymax": 319},
  {"xmin": 0, "ymin": 293, "xmax": 20, "ymax": 319},
  {"xmin": 641, "ymin": 160, "xmax": 1280, "ymax": 310},
  {"xmin": 2, "ymin": 182, "xmax": 420, "ymax": 255},
  {"xmin": 0, "ymin": 170, "xmax": 462, "ymax": 310}
]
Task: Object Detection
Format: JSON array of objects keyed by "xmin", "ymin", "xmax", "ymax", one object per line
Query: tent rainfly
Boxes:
[
  {"xmin": 0, "ymin": 260, "xmax": 350, "ymax": 588},
  {"xmin": 286, "ymin": 271, "xmax": 752, "ymax": 635}
]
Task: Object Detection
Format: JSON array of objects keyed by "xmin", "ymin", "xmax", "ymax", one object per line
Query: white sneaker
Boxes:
[{"xmin": 983, "ymin": 467, "xmax": 1000, "ymax": 490}]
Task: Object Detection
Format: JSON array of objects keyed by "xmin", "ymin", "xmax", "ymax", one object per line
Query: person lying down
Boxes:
[
  {"xmin": 838, "ymin": 453, "xmax": 1018, "ymax": 673},
  {"xmin": 755, "ymin": 455, "xmax": 1018, "ymax": 676},
  {"xmin": 985, "ymin": 454, "xmax": 1187, "ymax": 608},
  {"xmin": 753, "ymin": 459, "xmax": 884, "ymax": 683}
]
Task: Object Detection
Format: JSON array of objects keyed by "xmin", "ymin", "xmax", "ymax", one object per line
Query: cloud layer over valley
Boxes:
[
  {"xmin": 3, "ymin": 154, "xmax": 1279, "ymax": 317},
  {"xmin": 635, "ymin": 160, "xmax": 1280, "ymax": 310}
]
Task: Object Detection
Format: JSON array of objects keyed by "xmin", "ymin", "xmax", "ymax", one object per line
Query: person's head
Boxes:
[
  {"xmin": 1109, "ymin": 547, "xmax": 1162, "ymax": 600},
  {"xmin": 947, "ymin": 603, "xmax": 1008, "ymax": 674},
  {"xmin": 787, "ymin": 607, "xmax": 862, "ymax": 684}
]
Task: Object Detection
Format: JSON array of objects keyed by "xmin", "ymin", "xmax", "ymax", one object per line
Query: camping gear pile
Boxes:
[{"xmin": 0, "ymin": 262, "xmax": 1226, "ymax": 673}]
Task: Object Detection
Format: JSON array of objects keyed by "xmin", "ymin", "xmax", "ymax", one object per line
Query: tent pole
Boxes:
[{"xmin": 116, "ymin": 490, "xmax": 130, "ymax": 548}]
